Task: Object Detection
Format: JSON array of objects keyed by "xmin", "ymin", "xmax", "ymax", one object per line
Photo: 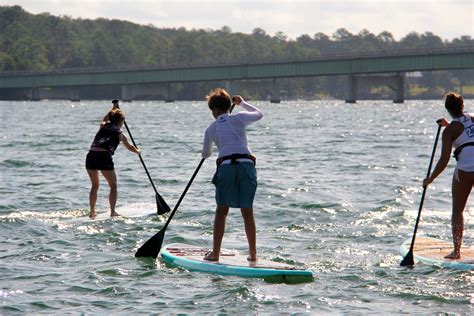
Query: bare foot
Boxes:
[
  {"xmin": 89, "ymin": 211, "xmax": 97, "ymax": 219},
  {"xmin": 203, "ymin": 251, "xmax": 219, "ymax": 261},
  {"xmin": 444, "ymin": 251, "xmax": 460, "ymax": 260},
  {"xmin": 110, "ymin": 211, "xmax": 120, "ymax": 217}
]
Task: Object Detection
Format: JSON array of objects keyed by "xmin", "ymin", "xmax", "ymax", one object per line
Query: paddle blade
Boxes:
[
  {"xmin": 156, "ymin": 194, "xmax": 171, "ymax": 215},
  {"xmin": 135, "ymin": 229, "xmax": 165, "ymax": 258},
  {"xmin": 400, "ymin": 251, "xmax": 415, "ymax": 267}
]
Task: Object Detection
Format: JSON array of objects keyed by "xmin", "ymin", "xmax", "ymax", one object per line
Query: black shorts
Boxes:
[{"xmin": 85, "ymin": 151, "xmax": 114, "ymax": 170}]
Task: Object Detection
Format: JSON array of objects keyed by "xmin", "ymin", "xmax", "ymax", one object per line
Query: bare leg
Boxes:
[
  {"xmin": 241, "ymin": 207, "xmax": 257, "ymax": 261},
  {"xmin": 86, "ymin": 169, "xmax": 100, "ymax": 218},
  {"xmin": 101, "ymin": 170, "xmax": 119, "ymax": 217},
  {"xmin": 204, "ymin": 205, "xmax": 229, "ymax": 261},
  {"xmin": 447, "ymin": 170, "xmax": 473, "ymax": 259}
]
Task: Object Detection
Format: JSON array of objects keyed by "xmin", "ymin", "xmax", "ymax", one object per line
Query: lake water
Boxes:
[{"xmin": 1, "ymin": 99, "xmax": 472, "ymax": 314}]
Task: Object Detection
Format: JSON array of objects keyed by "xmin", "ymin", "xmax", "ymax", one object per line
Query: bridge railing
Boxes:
[{"xmin": 0, "ymin": 46, "xmax": 473, "ymax": 78}]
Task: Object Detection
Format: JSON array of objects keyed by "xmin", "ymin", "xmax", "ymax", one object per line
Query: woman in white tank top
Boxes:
[{"xmin": 423, "ymin": 93, "xmax": 471, "ymax": 260}]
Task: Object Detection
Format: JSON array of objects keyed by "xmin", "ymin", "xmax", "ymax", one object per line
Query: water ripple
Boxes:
[{"xmin": 1, "ymin": 100, "xmax": 473, "ymax": 314}]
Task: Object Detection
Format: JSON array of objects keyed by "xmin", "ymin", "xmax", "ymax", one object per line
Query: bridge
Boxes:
[{"xmin": 0, "ymin": 47, "xmax": 473, "ymax": 103}]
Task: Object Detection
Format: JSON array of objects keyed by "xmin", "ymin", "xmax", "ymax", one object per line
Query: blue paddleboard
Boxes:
[
  {"xmin": 160, "ymin": 243, "xmax": 314, "ymax": 282},
  {"xmin": 400, "ymin": 237, "xmax": 474, "ymax": 270}
]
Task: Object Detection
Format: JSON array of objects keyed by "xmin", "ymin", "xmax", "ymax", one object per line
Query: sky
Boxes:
[{"xmin": 1, "ymin": 0, "xmax": 473, "ymax": 41}]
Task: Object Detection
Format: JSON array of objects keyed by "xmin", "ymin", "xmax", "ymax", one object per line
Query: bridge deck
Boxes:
[{"xmin": 0, "ymin": 47, "xmax": 473, "ymax": 89}]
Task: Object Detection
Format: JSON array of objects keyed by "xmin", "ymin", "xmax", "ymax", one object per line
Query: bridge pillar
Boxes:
[
  {"xmin": 165, "ymin": 83, "xmax": 174, "ymax": 103},
  {"xmin": 30, "ymin": 88, "xmax": 41, "ymax": 101},
  {"xmin": 393, "ymin": 73, "xmax": 404, "ymax": 103},
  {"xmin": 225, "ymin": 81, "xmax": 232, "ymax": 93},
  {"xmin": 69, "ymin": 87, "xmax": 80, "ymax": 102},
  {"xmin": 345, "ymin": 75, "xmax": 357, "ymax": 103},
  {"xmin": 269, "ymin": 78, "xmax": 281, "ymax": 103},
  {"xmin": 121, "ymin": 85, "xmax": 136, "ymax": 102},
  {"xmin": 225, "ymin": 80, "xmax": 240, "ymax": 95},
  {"xmin": 346, "ymin": 74, "xmax": 405, "ymax": 103}
]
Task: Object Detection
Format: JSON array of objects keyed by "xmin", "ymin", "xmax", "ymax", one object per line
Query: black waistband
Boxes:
[
  {"xmin": 453, "ymin": 142, "xmax": 474, "ymax": 161},
  {"xmin": 216, "ymin": 154, "xmax": 256, "ymax": 167}
]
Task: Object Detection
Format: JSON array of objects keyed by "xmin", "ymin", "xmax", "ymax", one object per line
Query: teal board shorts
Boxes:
[{"xmin": 212, "ymin": 162, "xmax": 257, "ymax": 208}]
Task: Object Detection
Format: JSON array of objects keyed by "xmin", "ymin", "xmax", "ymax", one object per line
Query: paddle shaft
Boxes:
[
  {"xmin": 113, "ymin": 104, "xmax": 160, "ymax": 196},
  {"xmin": 403, "ymin": 125, "xmax": 442, "ymax": 262},
  {"xmin": 136, "ymin": 100, "xmax": 233, "ymax": 257},
  {"xmin": 158, "ymin": 103, "xmax": 235, "ymax": 248},
  {"xmin": 114, "ymin": 101, "xmax": 170, "ymax": 213},
  {"xmin": 162, "ymin": 158, "xmax": 205, "ymax": 232},
  {"xmin": 134, "ymin": 158, "xmax": 205, "ymax": 257},
  {"xmin": 122, "ymin": 120, "xmax": 159, "ymax": 195}
]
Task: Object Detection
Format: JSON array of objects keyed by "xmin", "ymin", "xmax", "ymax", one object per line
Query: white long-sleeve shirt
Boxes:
[{"xmin": 201, "ymin": 101, "xmax": 263, "ymax": 158}]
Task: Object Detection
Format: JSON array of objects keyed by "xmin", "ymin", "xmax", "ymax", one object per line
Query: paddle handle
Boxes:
[{"xmin": 407, "ymin": 124, "xmax": 442, "ymax": 253}]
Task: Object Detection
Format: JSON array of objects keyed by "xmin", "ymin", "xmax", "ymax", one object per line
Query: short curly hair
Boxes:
[{"xmin": 207, "ymin": 88, "xmax": 231, "ymax": 112}]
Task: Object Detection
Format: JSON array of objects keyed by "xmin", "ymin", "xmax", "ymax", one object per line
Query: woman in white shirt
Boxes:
[{"xmin": 423, "ymin": 93, "xmax": 473, "ymax": 259}]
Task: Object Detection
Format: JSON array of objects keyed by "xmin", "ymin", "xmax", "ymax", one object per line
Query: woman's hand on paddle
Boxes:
[
  {"xmin": 422, "ymin": 177, "xmax": 433, "ymax": 188},
  {"xmin": 436, "ymin": 118, "xmax": 449, "ymax": 127},
  {"xmin": 232, "ymin": 95, "xmax": 243, "ymax": 106}
]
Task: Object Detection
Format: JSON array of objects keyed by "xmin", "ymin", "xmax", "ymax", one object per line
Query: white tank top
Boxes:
[{"xmin": 452, "ymin": 113, "xmax": 474, "ymax": 172}]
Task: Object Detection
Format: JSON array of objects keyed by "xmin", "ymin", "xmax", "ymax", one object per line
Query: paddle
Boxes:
[
  {"xmin": 135, "ymin": 158, "xmax": 205, "ymax": 258},
  {"xmin": 122, "ymin": 121, "xmax": 170, "ymax": 214},
  {"xmin": 115, "ymin": 103, "xmax": 171, "ymax": 215},
  {"xmin": 400, "ymin": 124, "xmax": 442, "ymax": 267}
]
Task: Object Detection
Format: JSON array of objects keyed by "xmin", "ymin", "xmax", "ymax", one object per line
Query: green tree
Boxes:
[
  {"xmin": 0, "ymin": 5, "xmax": 471, "ymax": 99},
  {"xmin": 0, "ymin": 52, "xmax": 15, "ymax": 71}
]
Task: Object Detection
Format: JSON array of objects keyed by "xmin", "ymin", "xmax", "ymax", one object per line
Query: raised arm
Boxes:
[{"xmin": 232, "ymin": 96, "xmax": 263, "ymax": 125}]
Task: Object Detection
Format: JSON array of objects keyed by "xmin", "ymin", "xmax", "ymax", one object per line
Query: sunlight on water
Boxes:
[{"xmin": 0, "ymin": 100, "xmax": 473, "ymax": 314}]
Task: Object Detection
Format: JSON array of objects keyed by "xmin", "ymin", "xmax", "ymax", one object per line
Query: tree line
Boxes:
[{"xmin": 1, "ymin": 5, "xmax": 472, "ymax": 99}]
